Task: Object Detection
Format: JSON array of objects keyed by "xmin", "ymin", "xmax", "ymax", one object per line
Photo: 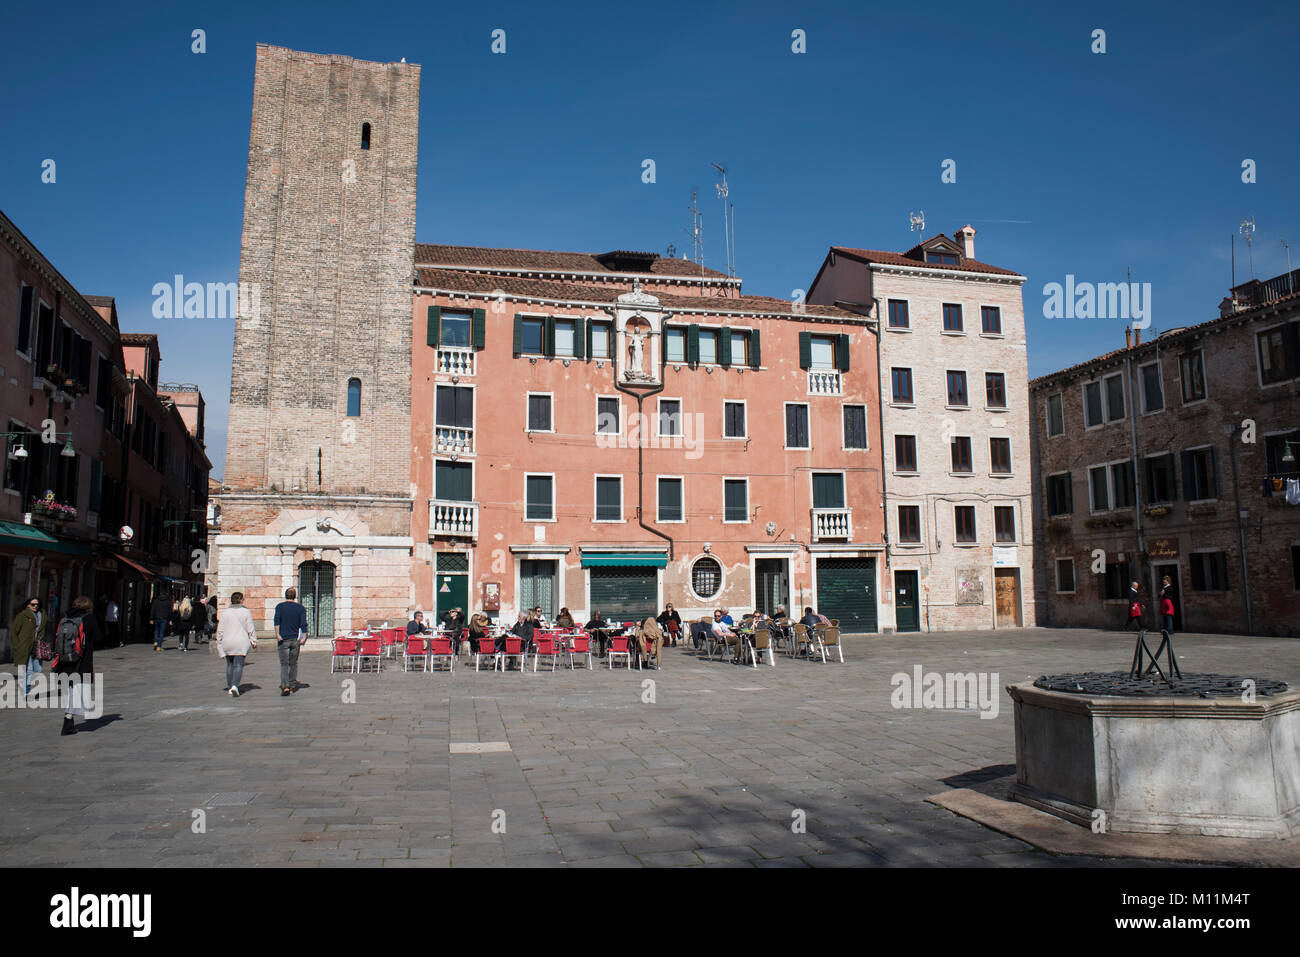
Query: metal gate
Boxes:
[
  {"xmin": 588, "ymin": 566, "xmax": 657, "ymax": 623},
  {"xmin": 298, "ymin": 561, "xmax": 335, "ymax": 639},
  {"xmin": 816, "ymin": 557, "xmax": 877, "ymax": 633}
]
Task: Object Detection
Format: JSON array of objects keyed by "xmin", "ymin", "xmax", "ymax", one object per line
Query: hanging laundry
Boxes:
[
  {"xmin": 1287, "ymin": 478, "xmax": 1300, "ymax": 506},
  {"xmin": 1276, "ymin": 477, "xmax": 1286, "ymax": 493}
]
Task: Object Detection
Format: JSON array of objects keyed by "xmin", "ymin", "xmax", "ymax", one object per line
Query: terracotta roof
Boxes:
[
  {"xmin": 416, "ymin": 268, "xmax": 862, "ymax": 320},
  {"xmin": 120, "ymin": 332, "xmax": 158, "ymax": 345},
  {"xmin": 414, "ymin": 243, "xmax": 733, "ymax": 280},
  {"xmin": 830, "ymin": 241, "xmax": 1021, "ymax": 277}
]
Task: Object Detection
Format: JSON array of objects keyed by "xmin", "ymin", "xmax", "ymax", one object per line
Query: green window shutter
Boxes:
[
  {"xmin": 749, "ymin": 329, "xmax": 761, "ymax": 369},
  {"xmin": 426, "ymin": 305, "xmax": 441, "ymax": 347},
  {"xmin": 512, "ymin": 314, "xmax": 523, "ymax": 356},
  {"xmin": 718, "ymin": 328, "xmax": 732, "ymax": 366},
  {"xmin": 544, "ymin": 316, "xmax": 556, "ymax": 356},
  {"xmin": 687, "ymin": 324, "xmax": 700, "ymax": 365},
  {"xmin": 835, "ymin": 334, "xmax": 851, "ymax": 372},
  {"xmin": 573, "ymin": 317, "xmax": 586, "ymax": 359},
  {"xmin": 798, "ymin": 331, "xmax": 812, "ymax": 370},
  {"xmin": 585, "ymin": 320, "xmax": 594, "ymax": 359},
  {"xmin": 471, "ymin": 308, "xmax": 486, "ymax": 350}
]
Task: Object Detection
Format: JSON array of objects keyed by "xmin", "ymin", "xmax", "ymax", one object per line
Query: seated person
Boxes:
[
  {"xmin": 510, "ymin": 611, "xmax": 536, "ymax": 650},
  {"xmin": 656, "ymin": 603, "xmax": 682, "ymax": 647},
  {"xmin": 530, "ymin": 605, "xmax": 549, "ymax": 629},
  {"xmin": 799, "ymin": 606, "xmax": 822, "ymax": 631},
  {"xmin": 719, "ymin": 607, "xmax": 735, "ymax": 627},
  {"xmin": 634, "ymin": 616, "xmax": 664, "ymax": 670},
  {"xmin": 555, "ymin": 606, "xmax": 575, "ymax": 628},
  {"xmin": 467, "ymin": 612, "xmax": 492, "ymax": 656},
  {"xmin": 584, "ymin": 610, "xmax": 611, "ymax": 657},
  {"xmin": 711, "ymin": 610, "xmax": 740, "ymax": 661},
  {"xmin": 440, "ymin": 606, "xmax": 465, "ymax": 638},
  {"xmin": 406, "ymin": 611, "xmax": 429, "ymax": 636}
]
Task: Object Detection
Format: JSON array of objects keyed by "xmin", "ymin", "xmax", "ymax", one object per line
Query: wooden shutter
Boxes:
[
  {"xmin": 427, "ymin": 305, "xmax": 441, "ymax": 347},
  {"xmin": 1064, "ymin": 473, "xmax": 1073, "ymax": 513},
  {"xmin": 544, "ymin": 316, "xmax": 556, "ymax": 356},
  {"xmin": 1210, "ymin": 446, "xmax": 1221, "ymax": 497},
  {"xmin": 573, "ymin": 317, "xmax": 586, "ymax": 359},
  {"xmin": 471, "ymin": 308, "xmax": 485, "ymax": 349},
  {"xmin": 512, "ymin": 314, "xmax": 523, "ymax": 356},
  {"xmin": 798, "ymin": 331, "xmax": 812, "ymax": 370},
  {"xmin": 1181, "ymin": 451, "xmax": 1195, "ymax": 499},
  {"xmin": 718, "ymin": 328, "xmax": 732, "ymax": 366},
  {"xmin": 749, "ymin": 329, "xmax": 761, "ymax": 368},
  {"xmin": 585, "ymin": 320, "xmax": 594, "ymax": 359},
  {"xmin": 687, "ymin": 324, "xmax": 700, "ymax": 364},
  {"xmin": 835, "ymin": 333, "xmax": 850, "ymax": 372}
]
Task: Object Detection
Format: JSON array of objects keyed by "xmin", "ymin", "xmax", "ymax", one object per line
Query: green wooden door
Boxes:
[
  {"xmin": 816, "ymin": 557, "xmax": 877, "ymax": 632},
  {"xmin": 894, "ymin": 569, "xmax": 920, "ymax": 632}
]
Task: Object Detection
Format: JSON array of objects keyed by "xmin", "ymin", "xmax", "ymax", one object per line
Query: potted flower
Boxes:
[{"xmin": 1144, "ymin": 505, "xmax": 1170, "ymax": 517}]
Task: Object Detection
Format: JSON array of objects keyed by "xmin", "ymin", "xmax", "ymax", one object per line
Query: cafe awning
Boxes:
[
  {"xmin": 580, "ymin": 552, "xmax": 668, "ymax": 568},
  {"xmin": 112, "ymin": 552, "xmax": 157, "ymax": 580},
  {"xmin": 0, "ymin": 520, "xmax": 92, "ymax": 556}
]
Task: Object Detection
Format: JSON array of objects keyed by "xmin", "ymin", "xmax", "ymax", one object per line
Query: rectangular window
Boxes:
[
  {"xmin": 990, "ymin": 437, "xmax": 1012, "ymax": 474},
  {"xmin": 1089, "ymin": 465, "xmax": 1110, "ymax": 511},
  {"xmin": 554, "ymin": 319, "xmax": 576, "ymax": 357},
  {"xmin": 1110, "ymin": 460, "xmax": 1135, "ymax": 509},
  {"xmin": 665, "ymin": 326, "xmax": 686, "ymax": 363},
  {"xmin": 1140, "ymin": 362, "xmax": 1164, "ymax": 412},
  {"xmin": 589, "ymin": 321, "xmax": 612, "ymax": 359},
  {"xmin": 1100, "ymin": 561, "xmax": 1131, "ymax": 601},
  {"xmin": 95, "ymin": 355, "xmax": 113, "ymax": 410},
  {"xmin": 1056, "ymin": 558, "xmax": 1076, "ymax": 593},
  {"xmin": 895, "ymin": 435, "xmax": 917, "ymax": 472},
  {"xmin": 994, "ymin": 505, "xmax": 1015, "ymax": 543},
  {"xmin": 526, "ymin": 394, "xmax": 552, "ymax": 432},
  {"xmin": 1265, "ymin": 431, "xmax": 1300, "ymax": 478},
  {"xmin": 985, "ymin": 373, "xmax": 1007, "ymax": 409},
  {"xmin": 1257, "ymin": 326, "xmax": 1296, "ymax": 385},
  {"xmin": 942, "ymin": 303, "xmax": 964, "ymax": 332},
  {"xmin": 1144, "ymin": 453, "xmax": 1177, "ymax": 503},
  {"xmin": 785, "ymin": 404, "xmax": 810, "ymax": 449},
  {"xmin": 596, "ymin": 397, "xmax": 619, "ymax": 435},
  {"xmin": 809, "ymin": 336, "xmax": 835, "ymax": 370},
  {"xmin": 1183, "ymin": 447, "xmax": 1217, "ymax": 500},
  {"xmin": 698, "ymin": 329, "xmax": 718, "ymax": 365},
  {"xmin": 731, "ymin": 330, "xmax": 750, "ymax": 366},
  {"xmin": 1180, "ymin": 351, "xmax": 1206, "ymax": 402},
  {"xmin": 897, "ymin": 505, "xmax": 920, "ymax": 543},
  {"xmin": 724, "ymin": 479, "xmax": 748, "ymax": 523},
  {"xmin": 659, "ymin": 399, "xmax": 682, "ymax": 437},
  {"xmin": 519, "ymin": 317, "xmax": 545, "ymax": 355},
  {"xmin": 1190, "ymin": 552, "xmax": 1229, "ymax": 591},
  {"xmin": 1104, "ymin": 373, "xmax": 1125, "ymax": 422},
  {"xmin": 657, "ymin": 477, "xmax": 683, "ymax": 522},
  {"xmin": 1046, "ymin": 393, "xmax": 1064, "ymax": 436},
  {"xmin": 927, "ymin": 251, "xmax": 959, "ymax": 265},
  {"xmin": 595, "ymin": 476, "xmax": 622, "ymax": 522},
  {"xmin": 891, "ymin": 368, "xmax": 914, "ymax": 404},
  {"xmin": 1084, "ymin": 382, "xmax": 1103, "ymax": 427},
  {"xmin": 16, "ymin": 284, "xmax": 34, "ymax": 355},
  {"xmin": 888, "ymin": 299, "xmax": 909, "ymax": 328},
  {"xmin": 946, "ymin": 371, "xmax": 968, "ymax": 406},
  {"xmin": 436, "ymin": 385, "xmax": 474, "ymax": 429},
  {"xmin": 981, "ymin": 306, "xmax": 1002, "ymax": 335},
  {"xmin": 954, "ymin": 505, "xmax": 976, "ymax": 543},
  {"xmin": 440, "ymin": 310, "xmax": 473, "ymax": 348},
  {"xmin": 36, "ymin": 302, "xmax": 54, "ymax": 372},
  {"xmin": 843, "ymin": 405, "xmax": 867, "ymax": 449},
  {"xmin": 525, "ymin": 474, "xmax": 554, "ymax": 521},
  {"xmin": 811, "ymin": 472, "xmax": 845, "ymax": 509},
  {"xmin": 951, "ymin": 436, "xmax": 973, "ymax": 473},
  {"xmin": 1046, "ymin": 473, "xmax": 1073, "ymax": 516},
  {"xmin": 89, "ymin": 460, "xmax": 103, "ymax": 514},
  {"xmin": 724, "ymin": 401, "xmax": 746, "ymax": 439}
]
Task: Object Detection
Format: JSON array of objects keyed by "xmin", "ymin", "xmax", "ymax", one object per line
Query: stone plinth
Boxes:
[{"xmin": 1007, "ymin": 681, "xmax": 1300, "ymax": 839}]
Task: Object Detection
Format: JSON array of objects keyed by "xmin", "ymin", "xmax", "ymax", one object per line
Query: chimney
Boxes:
[
  {"xmin": 1134, "ymin": 327, "xmax": 1142, "ymax": 346},
  {"xmin": 954, "ymin": 224, "xmax": 976, "ymax": 260},
  {"xmin": 1125, "ymin": 326, "xmax": 1133, "ymax": 349}
]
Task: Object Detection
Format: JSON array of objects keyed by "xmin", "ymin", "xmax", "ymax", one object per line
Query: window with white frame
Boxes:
[
  {"xmin": 1140, "ymin": 361, "xmax": 1164, "ymax": 413},
  {"xmin": 596, "ymin": 396, "xmax": 619, "ymax": 435},
  {"xmin": 723, "ymin": 401, "xmax": 746, "ymax": 439},
  {"xmin": 723, "ymin": 478, "xmax": 748, "ymax": 523},
  {"xmin": 657, "ymin": 477, "xmax": 683, "ymax": 522},
  {"xmin": 526, "ymin": 393, "xmax": 553, "ymax": 432},
  {"xmin": 595, "ymin": 475, "xmax": 622, "ymax": 522},
  {"xmin": 658, "ymin": 399, "xmax": 682, "ymax": 437},
  {"xmin": 525, "ymin": 474, "xmax": 554, "ymax": 521}
]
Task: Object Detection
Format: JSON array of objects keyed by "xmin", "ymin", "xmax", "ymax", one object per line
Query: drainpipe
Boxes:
[{"xmin": 613, "ymin": 315, "xmax": 673, "ymax": 560}]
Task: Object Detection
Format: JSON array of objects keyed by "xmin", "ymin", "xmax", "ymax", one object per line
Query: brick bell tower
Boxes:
[{"xmin": 213, "ymin": 45, "xmax": 420, "ymax": 636}]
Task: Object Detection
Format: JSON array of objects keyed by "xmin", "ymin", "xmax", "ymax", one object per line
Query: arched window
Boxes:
[
  {"xmin": 360, "ymin": 122, "xmax": 371, "ymax": 150},
  {"xmin": 346, "ymin": 378, "xmax": 361, "ymax": 417}
]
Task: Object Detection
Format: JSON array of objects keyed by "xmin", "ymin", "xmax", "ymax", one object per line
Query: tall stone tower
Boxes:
[{"xmin": 213, "ymin": 45, "xmax": 421, "ymax": 636}]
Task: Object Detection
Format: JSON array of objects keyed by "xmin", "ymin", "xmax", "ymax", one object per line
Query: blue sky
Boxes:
[{"xmin": 3, "ymin": 0, "xmax": 1296, "ymax": 478}]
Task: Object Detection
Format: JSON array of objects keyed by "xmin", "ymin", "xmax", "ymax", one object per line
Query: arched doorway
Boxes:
[{"xmin": 298, "ymin": 561, "xmax": 336, "ymax": 638}]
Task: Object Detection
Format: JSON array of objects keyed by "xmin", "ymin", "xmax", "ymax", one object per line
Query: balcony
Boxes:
[
  {"xmin": 429, "ymin": 500, "xmax": 478, "ymax": 538},
  {"xmin": 436, "ymin": 347, "xmax": 475, "ymax": 377},
  {"xmin": 811, "ymin": 507, "xmax": 852, "ymax": 541},
  {"xmin": 434, "ymin": 426, "xmax": 474, "ymax": 455},
  {"xmin": 807, "ymin": 370, "xmax": 842, "ymax": 395}
]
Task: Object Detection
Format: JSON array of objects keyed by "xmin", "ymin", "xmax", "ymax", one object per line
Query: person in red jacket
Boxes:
[
  {"xmin": 1126, "ymin": 581, "xmax": 1144, "ymax": 633},
  {"xmin": 1159, "ymin": 577, "xmax": 1176, "ymax": 635}
]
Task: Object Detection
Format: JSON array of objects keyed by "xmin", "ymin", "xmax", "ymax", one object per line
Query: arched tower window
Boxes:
[
  {"xmin": 346, "ymin": 378, "xmax": 362, "ymax": 417},
  {"xmin": 360, "ymin": 122, "xmax": 371, "ymax": 150}
]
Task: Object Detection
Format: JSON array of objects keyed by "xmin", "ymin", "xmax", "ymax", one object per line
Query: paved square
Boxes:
[{"xmin": 1, "ymin": 629, "xmax": 1293, "ymax": 867}]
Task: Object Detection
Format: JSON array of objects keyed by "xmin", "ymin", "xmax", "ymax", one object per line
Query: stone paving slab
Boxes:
[{"xmin": 0, "ymin": 627, "xmax": 1294, "ymax": 867}]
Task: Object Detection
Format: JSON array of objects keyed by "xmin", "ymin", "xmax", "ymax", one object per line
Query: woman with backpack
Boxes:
[{"xmin": 53, "ymin": 596, "xmax": 101, "ymax": 736}]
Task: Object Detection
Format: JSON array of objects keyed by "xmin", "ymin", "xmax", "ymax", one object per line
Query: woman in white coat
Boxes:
[{"xmin": 215, "ymin": 592, "xmax": 257, "ymax": 696}]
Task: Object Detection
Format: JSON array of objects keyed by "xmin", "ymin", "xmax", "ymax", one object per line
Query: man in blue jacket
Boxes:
[{"xmin": 273, "ymin": 588, "xmax": 309, "ymax": 696}]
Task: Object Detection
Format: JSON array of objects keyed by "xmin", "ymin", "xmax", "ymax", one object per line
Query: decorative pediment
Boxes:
[{"xmin": 280, "ymin": 516, "xmax": 357, "ymax": 538}]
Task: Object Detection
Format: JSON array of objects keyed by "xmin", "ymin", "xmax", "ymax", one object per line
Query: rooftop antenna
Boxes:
[
  {"xmin": 711, "ymin": 163, "xmax": 734, "ymax": 278},
  {"xmin": 909, "ymin": 210, "xmax": 926, "ymax": 234},
  {"xmin": 686, "ymin": 189, "xmax": 703, "ymax": 271},
  {"xmin": 1282, "ymin": 238, "xmax": 1294, "ymax": 295},
  {"xmin": 1240, "ymin": 216, "xmax": 1256, "ymax": 279}
]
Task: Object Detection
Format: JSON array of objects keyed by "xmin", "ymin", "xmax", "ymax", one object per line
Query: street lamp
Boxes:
[{"xmin": 2, "ymin": 433, "xmax": 29, "ymax": 461}]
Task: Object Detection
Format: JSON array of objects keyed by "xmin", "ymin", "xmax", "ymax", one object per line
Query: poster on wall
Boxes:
[{"xmin": 955, "ymin": 566, "xmax": 985, "ymax": 605}]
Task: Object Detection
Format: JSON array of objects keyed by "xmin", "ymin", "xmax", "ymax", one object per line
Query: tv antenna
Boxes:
[
  {"xmin": 1281, "ymin": 238, "xmax": 1294, "ymax": 295},
  {"xmin": 711, "ymin": 163, "xmax": 735, "ymax": 278},
  {"xmin": 909, "ymin": 210, "xmax": 926, "ymax": 234},
  {"xmin": 1240, "ymin": 216, "xmax": 1256, "ymax": 279},
  {"xmin": 685, "ymin": 189, "xmax": 703, "ymax": 270}
]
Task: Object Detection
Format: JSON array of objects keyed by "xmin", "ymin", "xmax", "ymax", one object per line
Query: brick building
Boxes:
[
  {"xmin": 807, "ymin": 230, "xmax": 1035, "ymax": 632},
  {"xmin": 1028, "ymin": 267, "xmax": 1300, "ymax": 637}
]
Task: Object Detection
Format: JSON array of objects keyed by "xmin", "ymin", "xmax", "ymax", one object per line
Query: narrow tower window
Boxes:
[
  {"xmin": 360, "ymin": 122, "xmax": 371, "ymax": 150},
  {"xmin": 346, "ymin": 378, "xmax": 362, "ymax": 417}
]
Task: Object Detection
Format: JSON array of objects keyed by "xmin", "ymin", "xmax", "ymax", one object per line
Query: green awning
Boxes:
[
  {"xmin": 0, "ymin": 520, "xmax": 92, "ymax": 556},
  {"xmin": 581, "ymin": 553, "xmax": 668, "ymax": 568}
]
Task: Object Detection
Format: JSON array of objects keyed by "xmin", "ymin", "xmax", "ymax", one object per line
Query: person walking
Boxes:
[
  {"xmin": 8, "ymin": 597, "xmax": 42, "ymax": 695},
  {"xmin": 1159, "ymin": 577, "xmax": 1176, "ymax": 635},
  {"xmin": 203, "ymin": 595, "xmax": 219, "ymax": 648},
  {"xmin": 177, "ymin": 596, "xmax": 196, "ymax": 653},
  {"xmin": 272, "ymin": 587, "xmax": 309, "ymax": 696},
  {"xmin": 1126, "ymin": 581, "xmax": 1145, "ymax": 634},
  {"xmin": 656, "ymin": 603, "xmax": 682, "ymax": 647},
  {"xmin": 634, "ymin": 615, "xmax": 664, "ymax": 670},
  {"xmin": 215, "ymin": 592, "xmax": 257, "ymax": 696},
  {"xmin": 52, "ymin": 597, "xmax": 101, "ymax": 736},
  {"xmin": 105, "ymin": 596, "xmax": 120, "ymax": 647},
  {"xmin": 149, "ymin": 591, "xmax": 171, "ymax": 652}
]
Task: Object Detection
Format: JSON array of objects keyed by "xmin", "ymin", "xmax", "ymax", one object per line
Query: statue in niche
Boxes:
[{"xmin": 623, "ymin": 317, "xmax": 653, "ymax": 381}]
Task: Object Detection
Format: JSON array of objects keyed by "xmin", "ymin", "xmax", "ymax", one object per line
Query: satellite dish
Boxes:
[{"xmin": 120, "ymin": 525, "xmax": 134, "ymax": 542}]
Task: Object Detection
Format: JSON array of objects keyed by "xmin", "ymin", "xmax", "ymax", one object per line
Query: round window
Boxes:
[{"xmin": 692, "ymin": 556, "xmax": 722, "ymax": 599}]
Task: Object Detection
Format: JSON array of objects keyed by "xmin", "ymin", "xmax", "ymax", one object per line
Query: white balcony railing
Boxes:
[
  {"xmin": 811, "ymin": 508, "xmax": 852, "ymax": 542},
  {"xmin": 434, "ymin": 426, "xmax": 474, "ymax": 455},
  {"xmin": 436, "ymin": 347, "xmax": 476, "ymax": 376},
  {"xmin": 429, "ymin": 500, "xmax": 478, "ymax": 538},
  {"xmin": 808, "ymin": 370, "xmax": 842, "ymax": 395}
]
